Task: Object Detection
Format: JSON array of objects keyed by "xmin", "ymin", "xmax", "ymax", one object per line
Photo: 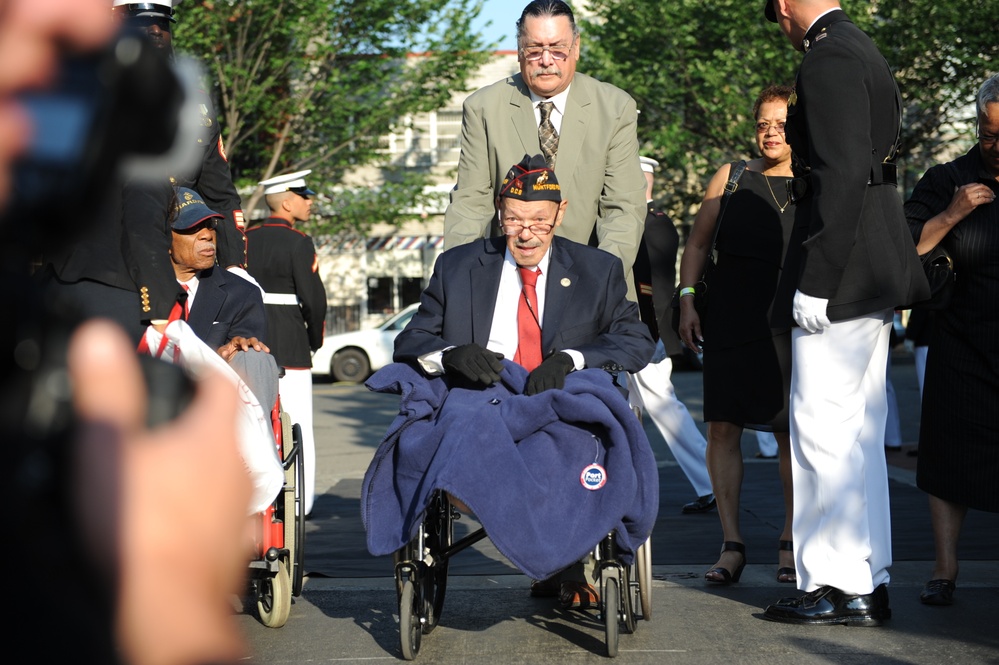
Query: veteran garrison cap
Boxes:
[
  {"xmin": 112, "ymin": 1, "xmax": 179, "ymax": 23},
  {"xmin": 764, "ymin": 0, "xmax": 777, "ymax": 22},
  {"xmin": 499, "ymin": 154, "xmax": 561, "ymax": 203},
  {"xmin": 258, "ymin": 170, "xmax": 317, "ymax": 197},
  {"xmin": 172, "ymin": 187, "xmax": 222, "ymax": 230}
]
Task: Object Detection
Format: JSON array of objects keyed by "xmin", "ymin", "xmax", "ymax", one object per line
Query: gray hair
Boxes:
[
  {"xmin": 976, "ymin": 74, "xmax": 999, "ymax": 119},
  {"xmin": 516, "ymin": 0, "xmax": 579, "ymax": 48}
]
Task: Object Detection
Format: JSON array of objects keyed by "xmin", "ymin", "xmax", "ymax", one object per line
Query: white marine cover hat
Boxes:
[{"xmin": 258, "ymin": 170, "xmax": 317, "ymax": 196}]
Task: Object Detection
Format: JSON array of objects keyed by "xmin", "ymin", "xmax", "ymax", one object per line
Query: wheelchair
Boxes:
[
  {"xmin": 247, "ymin": 397, "xmax": 306, "ymax": 628},
  {"xmin": 393, "ymin": 489, "xmax": 653, "ymax": 659}
]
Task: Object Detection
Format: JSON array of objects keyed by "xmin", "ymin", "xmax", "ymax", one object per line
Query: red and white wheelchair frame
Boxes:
[{"xmin": 247, "ymin": 397, "xmax": 305, "ymax": 628}]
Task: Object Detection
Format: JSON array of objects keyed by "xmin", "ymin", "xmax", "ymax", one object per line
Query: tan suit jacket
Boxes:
[{"xmin": 443, "ymin": 72, "xmax": 646, "ymax": 300}]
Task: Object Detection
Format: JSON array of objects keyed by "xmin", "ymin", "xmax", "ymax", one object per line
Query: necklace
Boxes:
[{"xmin": 764, "ymin": 173, "xmax": 791, "ymax": 214}]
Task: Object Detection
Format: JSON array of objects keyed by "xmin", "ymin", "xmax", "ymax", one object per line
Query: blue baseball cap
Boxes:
[{"xmin": 172, "ymin": 187, "xmax": 222, "ymax": 230}]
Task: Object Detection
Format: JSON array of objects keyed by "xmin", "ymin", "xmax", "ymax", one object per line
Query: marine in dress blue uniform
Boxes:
[
  {"xmin": 762, "ymin": 0, "xmax": 928, "ymax": 627},
  {"xmin": 246, "ymin": 170, "xmax": 327, "ymax": 515},
  {"xmin": 113, "ymin": 0, "xmax": 248, "ymax": 271}
]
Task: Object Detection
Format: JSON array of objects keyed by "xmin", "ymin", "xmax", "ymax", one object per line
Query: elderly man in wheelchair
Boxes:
[{"xmin": 361, "ymin": 155, "xmax": 659, "ymax": 656}]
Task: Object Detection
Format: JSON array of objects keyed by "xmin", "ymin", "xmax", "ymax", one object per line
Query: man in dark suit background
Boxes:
[
  {"xmin": 442, "ymin": 0, "xmax": 646, "ymax": 301},
  {"xmin": 396, "ymin": 154, "xmax": 653, "ymax": 607},
  {"xmin": 762, "ymin": 0, "xmax": 928, "ymax": 626}
]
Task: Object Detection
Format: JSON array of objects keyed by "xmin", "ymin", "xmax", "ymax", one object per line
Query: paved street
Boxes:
[{"xmin": 235, "ymin": 353, "xmax": 999, "ymax": 663}]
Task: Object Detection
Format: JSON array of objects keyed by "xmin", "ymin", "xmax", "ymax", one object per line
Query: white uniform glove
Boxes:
[{"xmin": 792, "ymin": 289, "xmax": 831, "ymax": 333}]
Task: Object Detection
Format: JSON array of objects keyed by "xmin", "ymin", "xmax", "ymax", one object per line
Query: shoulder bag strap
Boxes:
[{"xmin": 710, "ymin": 159, "xmax": 747, "ymax": 252}]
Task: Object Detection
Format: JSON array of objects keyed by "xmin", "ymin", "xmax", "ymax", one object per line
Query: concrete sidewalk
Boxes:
[{"xmin": 237, "ymin": 352, "xmax": 999, "ymax": 663}]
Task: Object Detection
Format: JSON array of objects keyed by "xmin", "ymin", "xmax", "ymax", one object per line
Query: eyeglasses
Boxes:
[
  {"xmin": 175, "ymin": 218, "xmax": 219, "ymax": 234},
  {"xmin": 499, "ymin": 218, "xmax": 555, "ymax": 236},
  {"xmin": 755, "ymin": 121, "xmax": 787, "ymax": 134},
  {"xmin": 520, "ymin": 39, "xmax": 575, "ymax": 62},
  {"xmin": 978, "ymin": 129, "xmax": 999, "ymax": 148}
]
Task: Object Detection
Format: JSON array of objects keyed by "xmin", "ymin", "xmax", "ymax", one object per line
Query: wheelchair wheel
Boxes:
[
  {"xmin": 422, "ymin": 492, "xmax": 452, "ymax": 633},
  {"xmin": 399, "ymin": 579, "xmax": 422, "ymax": 660},
  {"xmin": 621, "ymin": 565, "xmax": 637, "ymax": 635},
  {"xmin": 256, "ymin": 560, "xmax": 292, "ymax": 628},
  {"xmin": 603, "ymin": 576, "xmax": 620, "ymax": 658},
  {"xmin": 636, "ymin": 538, "xmax": 652, "ymax": 620},
  {"xmin": 290, "ymin": 423, "xmax": 306, "ymax": 597}
]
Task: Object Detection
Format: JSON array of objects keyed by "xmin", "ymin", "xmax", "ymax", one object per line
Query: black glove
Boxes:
[
  {"xmin": 441, "ymin": 344, "xmax": 505, "ymax": 386},
  {"xmin": 524, "ymin": 352, "xmax": 574, "ymax": 396}
]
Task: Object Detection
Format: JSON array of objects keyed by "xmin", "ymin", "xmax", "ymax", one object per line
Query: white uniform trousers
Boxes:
[
  {"xmin": 627, "ymin": 355, "xmax": 712, "ymax": 497},
  {"xmin": 790, "ymin": 310, "xmax": 893, "ymax": 595},
  {"xmin": 279, "ymin": 368, "xmax": 317, "ymax": 515}
]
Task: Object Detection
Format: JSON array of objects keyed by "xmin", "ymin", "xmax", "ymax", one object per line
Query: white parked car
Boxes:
[{"xmin": 311, "ymin": 304, "xmax": 419, "ymax": 383}]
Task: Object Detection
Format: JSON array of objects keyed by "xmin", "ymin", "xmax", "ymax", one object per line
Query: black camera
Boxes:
[{"xmin": 2, "ymin": 30, "xmax": 202, "ymax": 253}]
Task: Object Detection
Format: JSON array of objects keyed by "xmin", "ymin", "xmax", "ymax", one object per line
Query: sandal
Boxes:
[
  {"xmin": 776, "ymin": 539, "xmax": 796, "ymax": 584},
  {"xmin": 920, "ymin": 579, "xmax": 955, "ymax": 606},
  {"xmin": 705, "ymin": 541, "xmax": 746, "ymax": 585}
]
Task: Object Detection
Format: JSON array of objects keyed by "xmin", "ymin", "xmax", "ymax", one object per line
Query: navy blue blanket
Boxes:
[{"xmin": 361, "ymin": 361, "xmax": 659, "ymax": 581}]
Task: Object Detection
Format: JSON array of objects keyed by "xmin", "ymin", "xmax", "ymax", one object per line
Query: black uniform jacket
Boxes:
[
  {"xmin": 173, "ymin": 91, "xmax": 246, "ymax": 270},
  {"xmin": 45, "ymin": 179, "xmax": 183, "ymax": 324},
  {"xmin": 632, "ymin": 206, "xmax": 683, "ymax": 356},
  {"xmin": 246, "ymin": 218, "xmax": 327, "ymax": 368},
  {"xmin": 774, "ymin": 10, "xmax": 928, "ymax": 325}
]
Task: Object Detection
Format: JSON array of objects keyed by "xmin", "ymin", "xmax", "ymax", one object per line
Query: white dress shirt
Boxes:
[{"xmin": 529, "ymin": 85, "xmax": 571, "ymax": 136}]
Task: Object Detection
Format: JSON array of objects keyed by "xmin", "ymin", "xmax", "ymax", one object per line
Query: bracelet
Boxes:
[{"xmin": 679, "ymin": 286, "xmax": 697, "ymax": 298}]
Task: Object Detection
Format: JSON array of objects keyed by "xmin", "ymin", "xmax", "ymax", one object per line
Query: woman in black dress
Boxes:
[
  {"xmin": 678, "ymin": 85, "xmax": 796, "ymax": 585},
  {"xmin": 905, "ymin": 74, "xmax": 999, "ymax": 607}
]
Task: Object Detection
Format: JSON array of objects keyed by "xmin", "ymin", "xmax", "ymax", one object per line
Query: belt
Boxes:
[
  {"xmin": 263, "ymin": 293, "xmax": 300, "ymax": 305},
  {"xmin": 786, "ymin": 162, "xmax": 898, "ymax": 203},
  {"xmin": 869, "ymin": 161, "xmax": 897, "ymax": 186}
]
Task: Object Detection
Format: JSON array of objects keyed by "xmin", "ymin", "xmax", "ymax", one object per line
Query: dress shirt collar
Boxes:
[
  {"xmin": 178, "ymin": 274, "xmax": 200, "ymax": 309},
  {"xmin": 529, "ymin": 85, "xmax": 571, "ymax": 119},
  {"xmin": 503, "ymin": 244, "xmax": 553, "ymax": 275}
]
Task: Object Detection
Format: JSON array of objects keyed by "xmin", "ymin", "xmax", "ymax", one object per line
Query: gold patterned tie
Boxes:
[{"xmin": 538, "ymin": 101, "xmax": 559, "ymax": 169}]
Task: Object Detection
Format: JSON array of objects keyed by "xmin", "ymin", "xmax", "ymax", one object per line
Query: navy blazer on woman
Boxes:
[
  {"xmin": 186, "ymin": 267, "xmax": 267, "ymax": 351},
  {"xmin": 395, "ymin": 236, "xmax": 654, "ymax": 374}
]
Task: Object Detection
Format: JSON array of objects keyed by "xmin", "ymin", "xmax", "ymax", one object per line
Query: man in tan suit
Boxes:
[{"xmin": 443, "ymin": 0, "xmax": 646, "ymax": 300}]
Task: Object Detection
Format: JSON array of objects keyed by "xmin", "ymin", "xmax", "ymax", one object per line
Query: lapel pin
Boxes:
[{"xmin": 561, "ymin": 278, "xmax": 571, "ymax": 287}]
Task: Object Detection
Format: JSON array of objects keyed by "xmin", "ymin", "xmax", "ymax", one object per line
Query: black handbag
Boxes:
[
  {"xmin": 670, "ymin": 160, "xmax": 747, "ymax": 336},
  {"xmin": 915, "ymin": 244, "xmax": 955, "ymax": 311}
]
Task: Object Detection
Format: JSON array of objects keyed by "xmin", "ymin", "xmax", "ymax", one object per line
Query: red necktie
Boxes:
[
  {"xmin": 181, "ymin": 283, "xmax": 190, "ymax": 320},
  {"xmin": 515, "ymin": 266, "xmax": 543, "ymax": 371}
]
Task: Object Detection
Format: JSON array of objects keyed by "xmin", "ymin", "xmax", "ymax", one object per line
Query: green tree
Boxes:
[
  {"xmin": 582, "ymin": 0, "xmax": 997, "ymax": 220},
  {"xmin": 869, "ymin": 0, "xmax": 999, "ymax": 193},
  {"xmin": 175, "ymin": 0, "xmax": 492, "ymax": 234}
]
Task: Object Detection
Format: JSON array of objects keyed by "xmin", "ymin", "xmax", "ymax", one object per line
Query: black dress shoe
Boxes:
[
  {"xmin": 681, "ymin": 493, "xmax": 716, "ymax": 514},
  {"xmin": 920, "ymin": 579, "xmax": 955, "ymax": 606},
  {"xmin": 763, "ymin": 584, "xmax": 891, "ymax": 626}
]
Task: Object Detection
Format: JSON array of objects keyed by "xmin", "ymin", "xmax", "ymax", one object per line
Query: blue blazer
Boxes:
[
  {"xmin": 395, "ymin": 236, "xmax": 654, "ymax": 373},
  {"xmin": 186, "ymin": 267, "xmax": 268, "ymax": 350}
]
